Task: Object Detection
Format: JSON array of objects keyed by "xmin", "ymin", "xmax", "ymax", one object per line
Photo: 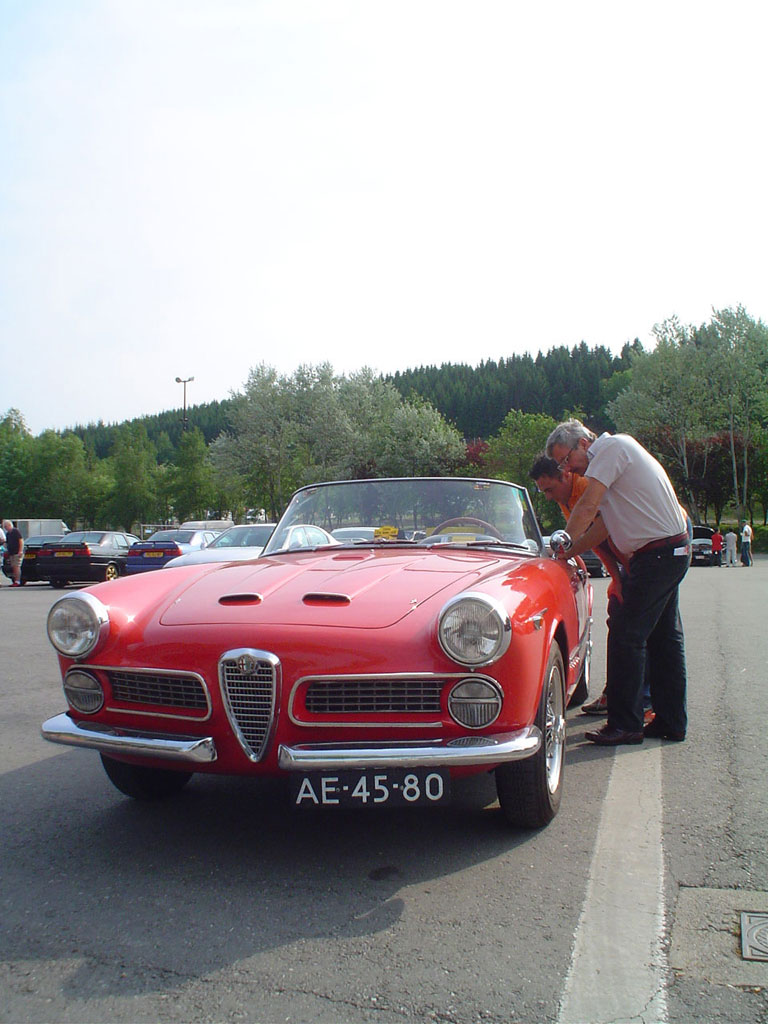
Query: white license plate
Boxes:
[{"xmin": 291, "ymin": 768, "xmax": 450, "ymax": 808}]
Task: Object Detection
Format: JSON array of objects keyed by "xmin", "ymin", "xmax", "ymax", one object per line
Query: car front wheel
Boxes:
[
  {"xmin": 495, "ymin": 644, "xmax": 566, "ymax": 828},
  {"xmin": 104, "ymin": 562, "xmax": 119, "ymax": 581},
  {"xmin": 100, "ymin": 754, "xmax": 192, "ymax": 800}
]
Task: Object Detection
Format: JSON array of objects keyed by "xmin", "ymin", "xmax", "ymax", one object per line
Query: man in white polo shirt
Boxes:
[{"xmin": 546, "ymin": 419, "xmax": 690, "ymax": 746}]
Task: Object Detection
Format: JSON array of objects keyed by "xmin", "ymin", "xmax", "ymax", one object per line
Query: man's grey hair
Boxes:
[
  {"xmin": 1, "ymin": 520, "xmax": 12, "ymax": 531},
  {"xmin": 545, "ymin": 419, "xmax": 597, "ymax": 457}
]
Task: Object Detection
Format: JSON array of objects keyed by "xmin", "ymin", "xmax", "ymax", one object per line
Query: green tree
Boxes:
[
  {"xmin": 0, "ymin": 410, "xmax": 34, "ymax": 513},
  {"xmin": 338, "ymin": 370, "xmax": 405, "ymax": 477},
  {"xmin": 699, "ymin": 306, "xmax": 768, "ymax": 519},
  {"xmin": 377, "ymin": 399, "xmax": 466, "ymax": 477},
  {"xmin": 607, "ymin": 317, "xmax": 710, "ymax": 520},
  {"xmin": 482, "ymin": 410, "xmax": 558, "ymax": 528},
  {"xmin": 25, "ymin": 431, "xmax": 93, "ymax": 523},
  {"xmin": 217, "ymin": 364, "xmax": 301, "ymax": 520},
  {"xmin": 291, "ymin": 363, "xmax": 355, "ymax": 482},
  {"xmin": 170, "ymin": 428, "xmax": 215, "ymax": 521},
  {"xmin": 106, "ymin": 424, "xmax": 160, "ymax": 531}
]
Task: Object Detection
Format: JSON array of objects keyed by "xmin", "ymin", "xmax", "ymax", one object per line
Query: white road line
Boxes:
[{"xmin": 558, "ymin": 743, "xmax": 668, "ymax": 1024}]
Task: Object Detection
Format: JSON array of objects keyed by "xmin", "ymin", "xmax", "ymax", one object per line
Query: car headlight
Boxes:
[
  {"xmin": 448, "ymin": 678, "xmax": 503, "ymax": 728},
  {"xmin": 63, "ymin": 669, "xmax": 104, "ymax": 713},
  {"xmin": 438, "ymin": 592, "xmax": 512, "ymax": 667},
  {"xmin": 47, "ymin": 593, "xmax": 110, "ymax": 660}
]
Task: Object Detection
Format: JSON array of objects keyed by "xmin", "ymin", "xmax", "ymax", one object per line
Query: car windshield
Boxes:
[
  {"xmin": 210, "ymin": 526, "xmax": 274, "ymax": 549},
  {"xmin": 57, "ymin": 532, "xmax": 105, "ymax": 544},
  {"xmin": 148, "ymin": 530, "xmax": 195, "ymax": 543},
  {"xmin": 263, "ymin": 478, "xmax": 541, "ymax": 555}
]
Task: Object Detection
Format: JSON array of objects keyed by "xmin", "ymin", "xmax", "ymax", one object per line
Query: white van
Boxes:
[{"xmin": 180, "ymin": 519, "xmax": 234, "ymax": 532}]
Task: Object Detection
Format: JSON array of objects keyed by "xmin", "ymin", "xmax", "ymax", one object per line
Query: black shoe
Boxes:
[
  {"xmin": 585, "ymin": 724, "xmax": 644, "ymax": 746},
  {"xmin": 643, "ymin": 719, "xmax": 686, "ymax": 742}
]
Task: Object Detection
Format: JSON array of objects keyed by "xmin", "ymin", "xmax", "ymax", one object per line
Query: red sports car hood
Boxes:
[{"xmin": 159, "ymin": 548, "xmax": 514, "ymax": 628}]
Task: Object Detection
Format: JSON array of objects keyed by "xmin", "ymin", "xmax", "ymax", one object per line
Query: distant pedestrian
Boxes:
[
  {"xmin": 711, "ymin": 528, "xmax": 723, "ymax": 567},
  {"xmin": 0, "ymin": 520, "xmax": 6, "ymax": 585},
  {"xmin": 741, "ymin": 521, "xmax": 753, "ymax": 566},
  {"xmin": 2, "ymin": 520, "xmax": 24, "ymax": 587},
  {"xmin": 724, "ymin": 529, "xmax": 738, "ymax": 566}
]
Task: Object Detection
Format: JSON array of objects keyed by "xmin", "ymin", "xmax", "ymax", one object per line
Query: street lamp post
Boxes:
[{"xmin": 175, "ymin": 376, "xmax": 194, "ymax": 431}]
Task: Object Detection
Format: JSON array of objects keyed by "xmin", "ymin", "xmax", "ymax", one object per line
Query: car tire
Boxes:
[
  {"xmin": 495, "ymin": 644, "xmax": 565, "ymax": 829},
  {"xmin": 50, "ymin": 579, "xmax": 67, "ymax": 589},
  {"xmin": 104, "ymin": 562, "xmax": 119, "ymax": 582},
  {"xmin": 100, "ymin": 754, "xmax": 192, "ymax": 800}
]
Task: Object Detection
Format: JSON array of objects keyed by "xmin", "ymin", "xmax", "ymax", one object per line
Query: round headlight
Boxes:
[
  {"xmin": 448, "ymin": 678, "xmax": 503, "ymax": 728},
  {"xmin": 47, "ymin": 594, "xmax": 110, "ymax": 659},
  {"xmin": 64, "ymin": 669, "xmax": 104, "ymax": 714},
  {"xmin": 438, "ymin": 592, "xmax": 511, "ymax": 667}
]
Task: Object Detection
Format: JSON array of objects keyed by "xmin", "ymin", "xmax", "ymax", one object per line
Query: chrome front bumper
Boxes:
[
  {"xmin": 41, "ymin": 713, "xmax": 217, "ymax": 764},
  {"xmin": 42, "ymin": 712, "xmax": 541, "ymax": 771},
  {"xmin": 278, "ymin": 727, "xmax": 541, "ymax": 771}
]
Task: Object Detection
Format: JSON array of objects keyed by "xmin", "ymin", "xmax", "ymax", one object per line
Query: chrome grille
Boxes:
[
  {"xmin": 304, "ymin": 677, "xmax": 444, "ymax": 715},
  {"xmin": 107, "ymin": 670, "xmax": 207, "ymax": 710},
  {"xmin": 220, "ymin": 652, "xmax": 277, "ymax": 761}
]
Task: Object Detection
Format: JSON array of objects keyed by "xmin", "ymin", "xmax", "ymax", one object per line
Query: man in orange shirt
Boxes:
[{"xmin": 530, "ymin": 454, "xmax": 632, "ymax": 717}]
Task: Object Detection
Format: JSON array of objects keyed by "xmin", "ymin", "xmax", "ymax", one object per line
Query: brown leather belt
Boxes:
[{"xmin": 634, "ymin": 531, "xmax": 689, "ymax": 555}]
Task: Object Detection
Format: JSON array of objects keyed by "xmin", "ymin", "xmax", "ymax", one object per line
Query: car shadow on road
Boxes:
[{"xmin": 1, "ymin": 749, "xmax": 548, "ymax": 1000}]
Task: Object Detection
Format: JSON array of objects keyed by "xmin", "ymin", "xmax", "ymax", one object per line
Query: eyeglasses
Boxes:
[{"xmin": 556, "ymin": 445, "xmax": 578, "ymax": 473}]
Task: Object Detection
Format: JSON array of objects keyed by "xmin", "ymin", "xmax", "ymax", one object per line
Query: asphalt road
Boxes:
[{"xmin": 1, "ymin": 560, "xmax": 766, "ymax": 1024}]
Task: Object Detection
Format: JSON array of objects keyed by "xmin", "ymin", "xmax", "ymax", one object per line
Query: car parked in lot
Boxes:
[
  {"xmin": 164, "ymin": 524, "xmax": 276, "ymax": 569},
  {"xmin": 41, "ymin": 476, "xmax": 592, "ymax": 829},
  {"xmin": 580, "ymin": 548, "xmax": 608, "ymax": 578},
  {"xmin": 542, "ymin": 536, "xmax": 606, "ymax": 578},
  {"xmin": 126, "ymin": 529, "xmax": 220, "ymax": 574},
  {"xmin": 691, "ymin": 525, "xmax": 715, "ymax": 566},
  {"xmin": 36, "ymin": 531, "xmax": 141, "ymax": 588},
  {"xmin": 331, "ymin": 526, "xmax": 377, "ymax": 543}
]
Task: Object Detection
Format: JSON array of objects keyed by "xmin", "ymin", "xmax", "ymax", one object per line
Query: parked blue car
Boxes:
[{"xmin": 126, "ymin": 529, "xmax": 220, "ymax": 574}]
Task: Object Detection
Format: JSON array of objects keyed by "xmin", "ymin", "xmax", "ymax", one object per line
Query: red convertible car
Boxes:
[{"xmin": 41, "ymin": 477, "xmax": 593, "ymax": 829}]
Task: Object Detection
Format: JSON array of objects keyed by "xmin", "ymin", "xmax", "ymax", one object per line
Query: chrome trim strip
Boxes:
[
  {"xmin": 83, "ymin": 663, "xmax": 213, "ymax": 721},
  {"xmin": 288, "ymin": 671, "xmax": 499, "ymax": 728},
  {"xmin": 41, "ymin": 713, "xmax": 217, "ymax": 763},
  {"xmin": 278, "ymin": 726, "xmax": 541, "ymax": 770},
  {"xmin": 570, "ymin": 615, "xmax": 592, "ymax": 675}
]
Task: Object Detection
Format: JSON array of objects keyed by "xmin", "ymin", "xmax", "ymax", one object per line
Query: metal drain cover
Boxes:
[{"xmin": 741, "ymin": 913, "xmax": 768, "ymax": 961}]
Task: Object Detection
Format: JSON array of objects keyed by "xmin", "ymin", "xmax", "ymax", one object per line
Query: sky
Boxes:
[{"xmin": 2, "ymin": 0, "xmax": 767, "ymax": 436}]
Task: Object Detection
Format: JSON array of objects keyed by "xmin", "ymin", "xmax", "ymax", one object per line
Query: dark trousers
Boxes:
[{"xmin": 606, "ymin": 547, "xmax": 690, "ymax": 734}]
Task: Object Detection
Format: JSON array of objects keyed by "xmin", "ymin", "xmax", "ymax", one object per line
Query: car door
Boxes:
[{"xmin": 112, "ymin": 534, "xmax": 130, "ymax": 570}]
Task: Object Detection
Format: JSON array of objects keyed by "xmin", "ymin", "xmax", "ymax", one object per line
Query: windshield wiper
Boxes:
[{"xmin": 464, "ymin": 540, "xmax": 535, "ymax": 551}]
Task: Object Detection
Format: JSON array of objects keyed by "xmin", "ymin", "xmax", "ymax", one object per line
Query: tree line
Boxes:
[{"xmin": 1, "ymin": 305, "xmax": 766, "ymax": 533}]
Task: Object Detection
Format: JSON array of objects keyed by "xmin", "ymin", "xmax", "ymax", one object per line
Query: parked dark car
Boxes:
[
  {"xmin": 542, "ymin": 536, "xmax": 606, "ymax": 578},
  {"xmin": 581, "ymin": 548, "xmax": 608, "ymax": 578},
  {"xmin": 691, "ymin": 525, "xmax": 715, "ymax": 566},
  {"xmin": 15, "ymin": 534, "xmax": 66, "ymax": 584},
  {"xmin": 126, "ymin": 529, "xmax": 220, "ymax": 574},
  {"xmin": 36, "ymin": 531, "xmax": 140, "ymax": 588}
]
